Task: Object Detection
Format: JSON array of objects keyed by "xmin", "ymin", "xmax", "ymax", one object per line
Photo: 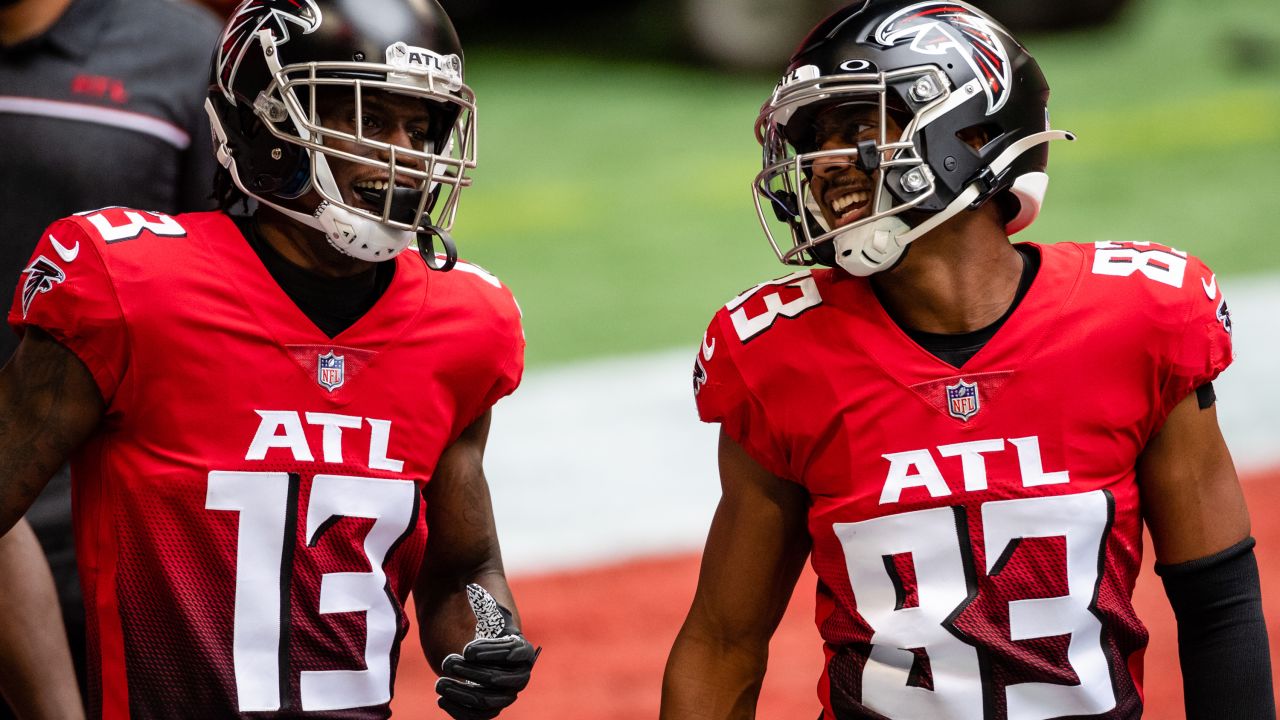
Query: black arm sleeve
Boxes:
[
  {"xmin": 1195, "ymin": 381, "xmax": 1216, "ymax": 410},
  {"xmin": 1155, "ymin": 537, "xmax": 1275, "ymax": 720}
]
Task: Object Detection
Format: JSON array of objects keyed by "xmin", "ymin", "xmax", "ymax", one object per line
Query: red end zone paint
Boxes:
[{"xmin": 394, "ymin": 467, "xmax": 1280, "ymax": 718}]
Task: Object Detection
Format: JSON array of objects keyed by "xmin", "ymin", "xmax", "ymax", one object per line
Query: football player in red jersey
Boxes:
[
  {"xmin": 663, "ymin": 1, "xmax": 1273, "ymax": 719},
  {"xmin": 0, "ymin": 1, "xmax": 536, "ymax": 719}
]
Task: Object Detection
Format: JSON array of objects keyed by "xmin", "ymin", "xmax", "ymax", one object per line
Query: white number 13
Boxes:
[{"xmin": 206, "ymin": 471, "xmax": 417, "ymax": 713}]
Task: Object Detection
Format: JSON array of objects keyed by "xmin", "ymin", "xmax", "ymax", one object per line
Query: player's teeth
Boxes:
[{"xmin": 832, "ymin": 191, "xmax": 869, "ymax": 214}]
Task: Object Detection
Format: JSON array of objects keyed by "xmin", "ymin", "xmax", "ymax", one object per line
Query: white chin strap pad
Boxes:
[
  {"xmin": 315, "ymin": 203, "xmax": 415, "ymax": 262},
  {"xmin": 310, "ymin": 155, "xmax": 416, "ymax": 262},
  {"xmin": 805, "ymin": 182, "xmax": 909, "ymax": 276},
  {"xmin": 832, "ymin": 215, "xmax": 912, "ymax": 277}
]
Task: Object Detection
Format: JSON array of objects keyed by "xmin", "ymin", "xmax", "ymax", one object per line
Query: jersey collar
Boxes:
[
  {"xmin": 833, "ymin": 242, "xmax": 1083, "ymax": 381},
  {"xmin": 207, "ymin": 212, "xmax": 430, "ymax": 352}
]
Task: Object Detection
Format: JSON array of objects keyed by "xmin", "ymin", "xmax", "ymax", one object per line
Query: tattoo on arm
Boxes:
[{"xmin": 0, "ymin": 328, "xmax": 105, "ymax": 534}]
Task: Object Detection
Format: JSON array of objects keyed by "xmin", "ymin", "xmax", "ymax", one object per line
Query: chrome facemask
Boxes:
[
  {"xmin": 753, "ymin": 65, "xmax": 970, "ymax": 274},
  {"xmin": 248, "ymin": 31, "xmax": 476, "ymax": 262}
]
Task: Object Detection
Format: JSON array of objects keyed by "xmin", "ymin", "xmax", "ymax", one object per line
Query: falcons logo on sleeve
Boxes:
[
  {"xmin": 21, "ymin": 256, "xmax": 66, "ymax": 318},
  {"xmin": 874, "ymin": 2, "xmax": 1013, "ymax": 115},
  {"xmin": 216, "ymin": 0, "xmax": 323, "ymax": 102}
]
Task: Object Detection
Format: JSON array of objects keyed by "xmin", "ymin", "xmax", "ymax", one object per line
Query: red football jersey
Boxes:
[
  {"xmin": 10, "ymin": 208, "xmax": 525, "ymax": 720},
  {"xmin": 694, "ymin": 241, "xmax": 1232, "ymax": 720}
]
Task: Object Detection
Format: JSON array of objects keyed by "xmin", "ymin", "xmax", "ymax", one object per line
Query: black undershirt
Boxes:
[
  {"xmin": 885, "ymin": 243, "xmax": 1041, "ymax": 368},
  {"xmin": 884, "ymin": 243, "xmax": 1215, "ymax": 408},
  {"xmin": 234, "ymin": 216, "xmax": 395, "ymax": 338}
]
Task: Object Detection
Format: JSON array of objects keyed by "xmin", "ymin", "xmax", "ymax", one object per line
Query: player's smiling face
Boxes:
[
  {"xmin": 808, "ymin": 104, "xmax": 904, "ymax": 231},
  {"xmin": 317, "ymin": 88, "xmax": 435, "ymax": 214}
]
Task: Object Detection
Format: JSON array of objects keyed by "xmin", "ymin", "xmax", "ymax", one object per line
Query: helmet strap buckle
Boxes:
[
  {"xmin": 968, "ymin": 166, "xmax": 1010, "ymax": 209},
  {"xmin": 417, "ymin": 225, "xmax": 458, "ymax": 272}
]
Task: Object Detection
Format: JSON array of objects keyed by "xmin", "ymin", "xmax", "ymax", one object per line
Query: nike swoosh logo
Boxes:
[
  {"xmin": 50, "ymin": 235, "xmax": 79, "ymax": 262},
  {"xmin": 1202, "ymin": 274, "xmax": 1217, "ymax": 300},
  {"xmin": 702, "ymin": 336, "xmax": 716, "ymax": 361}
]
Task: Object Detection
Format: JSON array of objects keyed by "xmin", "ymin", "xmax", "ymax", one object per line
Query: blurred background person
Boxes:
[{"xmin": 0, "ymin": 0, "xmax": 220, "ymax": 714}]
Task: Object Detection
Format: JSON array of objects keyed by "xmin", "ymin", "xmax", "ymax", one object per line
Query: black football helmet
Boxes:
[
  {"xmin": 206, "ymin": 0, "xmax": 476, "ymax": 268},
  {"xmin": 753, "ymin": 0, "xmax": 1074, "ymax": 275}
]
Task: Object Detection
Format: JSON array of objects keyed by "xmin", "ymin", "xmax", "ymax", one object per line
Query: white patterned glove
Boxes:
[{"xmin": 435, "ymin": 584, "xmax": 539, "ymax": 720}]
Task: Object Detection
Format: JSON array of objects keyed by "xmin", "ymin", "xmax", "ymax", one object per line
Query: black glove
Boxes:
[{"xmin": 435, "ymin": 584, "xmax": 540, "ymax": 720}]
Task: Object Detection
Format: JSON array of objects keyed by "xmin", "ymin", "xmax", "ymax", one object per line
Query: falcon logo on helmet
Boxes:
[
  {"xmin": 215, "ymin": 0, "xmax": 323, "ymax": 103},
  {"xmin": 874, "ymin": 2, "xmax": 1012, "ymax": 115}
]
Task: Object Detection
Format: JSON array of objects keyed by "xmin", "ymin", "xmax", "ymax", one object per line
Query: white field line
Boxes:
[{"xmin": 485, "ymin": 275, "xmax": 1280, "ymax": 574}]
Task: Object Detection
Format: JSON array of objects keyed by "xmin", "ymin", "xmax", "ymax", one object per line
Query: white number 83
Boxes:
[{"xmin": 834, "ymin": 490, "xmax": 1117, "ymax": 720}]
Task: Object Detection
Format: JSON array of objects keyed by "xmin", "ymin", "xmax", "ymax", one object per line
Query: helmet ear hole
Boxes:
[
  {"xmin": 956, "ymin": 123, "xmax": 999, "ymax": 153},
  {"xmin": 212, "ymin": 94, "xmax": 312, "ymax": 199},
  {"xmin": 268, "ymin": 145, "xmax": 311, "ymax": 198},
  {"xmin": 243, "ymin": 98, "xmax": 309, "ymax": 197},
  {"xmin": 244, "ymin": 132, "xmax": 310, "ymax": 198}
]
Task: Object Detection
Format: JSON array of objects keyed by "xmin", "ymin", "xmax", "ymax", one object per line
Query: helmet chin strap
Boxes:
[
  {"xmin": 805, "ymin": 191, "xmax": 911, "ymax": 277},
  {"xmin": 416, "ymin": 225, "xmax": 458, "ymax": 271},
  {"xmin": 309, "ymin": 155, "xmax": 418, "ymax": 262},
  {"xmin": 831, "ymin": 215, "xmax": 914, "ymax": 277},
  {"xmin": 216, "ymin": 145, "xmax": 422, "ymax": 265},
  {"xmin": 825, "ymin": 129, "xmax": 1074, "ymax": 277},
  {"xmin": 366, "ymin": 184, "xmax": 457, "ymax": 271}
]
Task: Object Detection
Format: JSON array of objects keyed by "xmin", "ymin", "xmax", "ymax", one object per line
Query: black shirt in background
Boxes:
[{"xmin": 0, "ymin": 0, "xmax": 220, "ymax": 359}]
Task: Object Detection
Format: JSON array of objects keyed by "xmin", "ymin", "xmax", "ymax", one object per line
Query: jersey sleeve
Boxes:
[
  {"xmin": 693, "ymin": 310, "xmax": 793, "ymax": 481},
  {"xmin": 7, "ymin": 218, "xmax": 129, "ymax": 402},
  {"xmin": 1158, "ymin": 254, "xmax": 1233, "ymax": 417},
  {"xmin": 456, "ymin": 263, "xmax": 525, "ymax": 421},
  {"xmin": 480, "ymin": 300, "xmax": 525, "ymax": 411}
]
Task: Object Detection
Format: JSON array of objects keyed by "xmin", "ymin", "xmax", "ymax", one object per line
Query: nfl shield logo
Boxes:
[
  {"xmin": 946, "ymin": 379, "xmax": 980, "ymax": 421},
  {"xmin": 317, "ymin": 351, "xmax": 345, "ymax": 392}
]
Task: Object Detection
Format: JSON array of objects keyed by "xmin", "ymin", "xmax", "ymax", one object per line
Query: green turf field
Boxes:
[{"xmin": 454, "ymin": 0, "xmax": 1280, "ymax": 365}]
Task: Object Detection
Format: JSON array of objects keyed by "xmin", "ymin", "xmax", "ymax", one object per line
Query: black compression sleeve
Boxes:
[
  {"xmin": 1195, "ymin": 382, "xmax": 1216, "ymax": 410},
  {"xmin": 1155, "ymin": 537, "xmax": 1276, "ymax": 719}
]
